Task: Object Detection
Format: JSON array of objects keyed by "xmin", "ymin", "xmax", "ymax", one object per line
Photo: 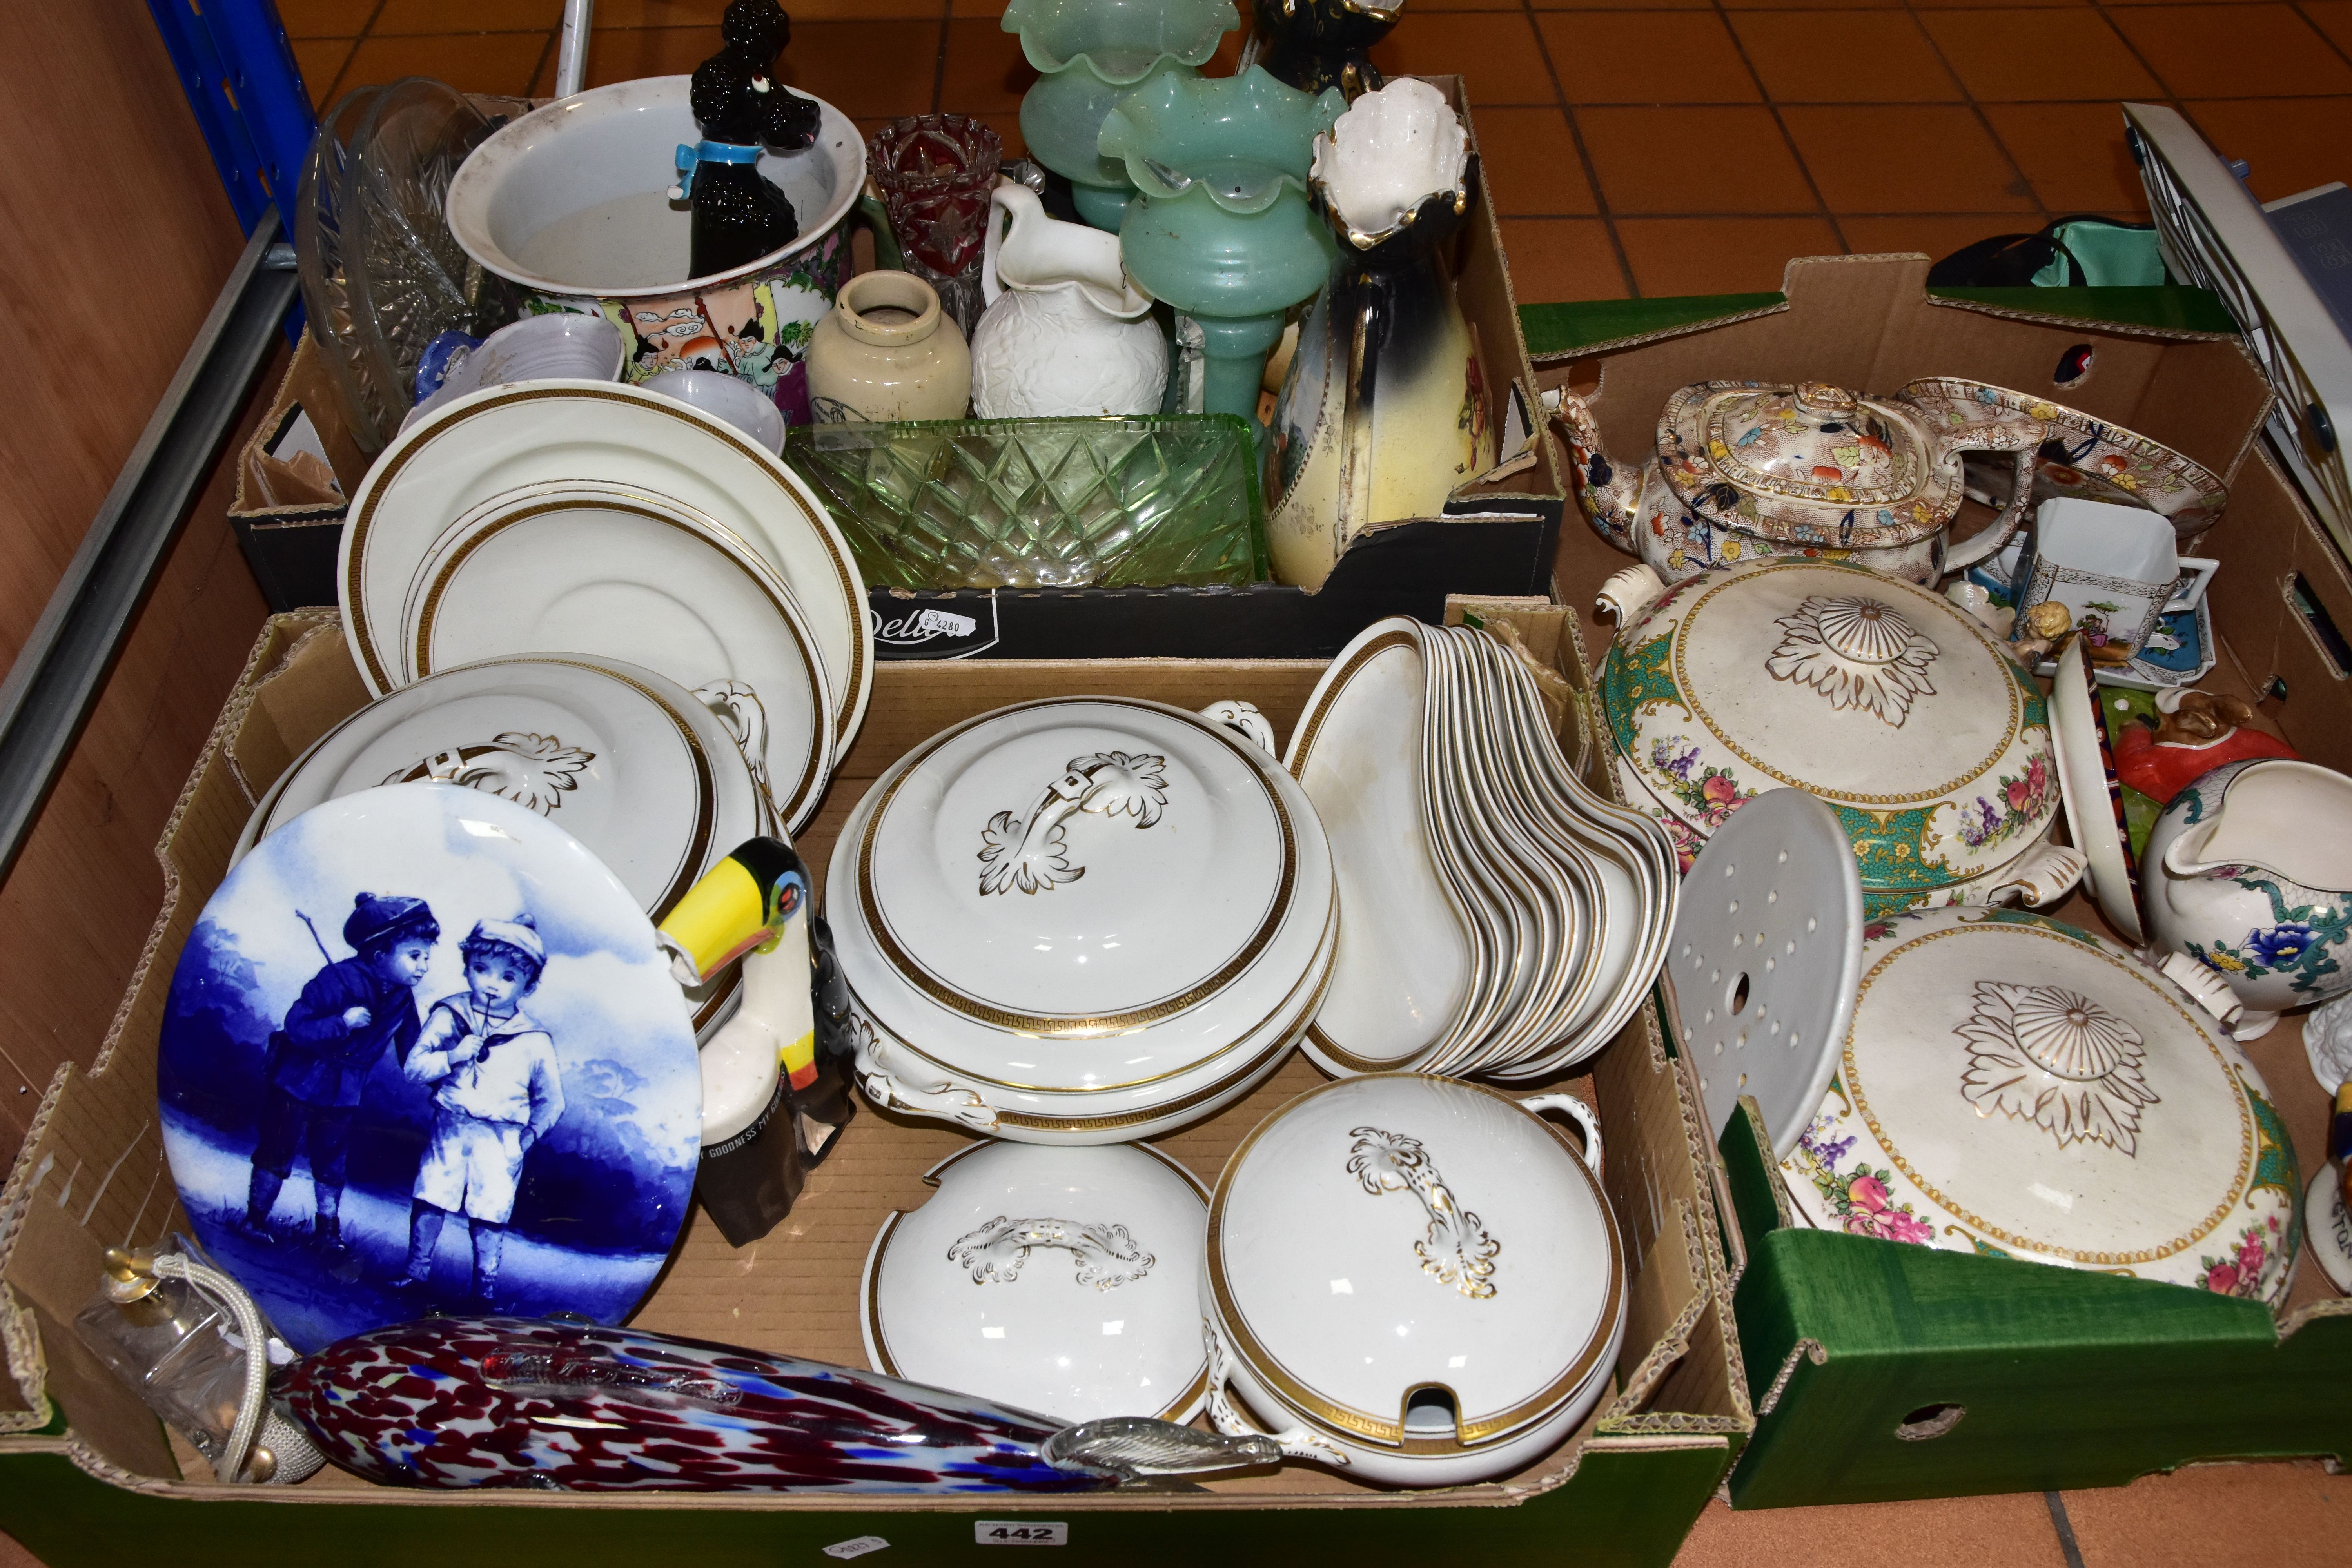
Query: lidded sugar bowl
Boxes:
[
  {"xmin": 1559, "ymin": 379, "xmax": 2047, "ymax": 587},
  {"xmin": 1201, "ymin": 1074, "xmax": 1626, "ymax": 1485},
  {"xmin": 1599, "ymin": 557, "xmax": 2083, "ymax": 913},
  {"xmin": 1781, "ymin": 907, "xmax": 2301, "ymax": 1304}
]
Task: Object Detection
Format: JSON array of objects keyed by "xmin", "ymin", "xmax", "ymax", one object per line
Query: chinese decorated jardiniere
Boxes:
[
  {"xmin": 1559, "ymin": 379, "xmax": 2050, "ymax": 587},
  {"xmin": 1599, "ymin": 557, "xmax": 2082, "ymax": 913},
  {"xmin": 2143, "ymin": 758, "xmax": 2352, "ymax": 1039},
  {"xmin": 1782, "ymin": 905, "xmax": 2300, "ymax": 1306}
]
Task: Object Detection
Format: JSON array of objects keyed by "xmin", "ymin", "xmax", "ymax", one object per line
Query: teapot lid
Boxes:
[
  {"xmin": 1601, "ymin": 559, "xmax": 2059, "ymax": 897},
  {"xmin": 1207, "ymin": 1075, "xmax": 1623, "ymax": 1450},
  {"xmin": 1660, "ymin": 382, "xmax": 1958, "ymax": 548},
  {"xmin": 1780, "ymin": 907, "xmax": 2298, "ymax": 1302}
]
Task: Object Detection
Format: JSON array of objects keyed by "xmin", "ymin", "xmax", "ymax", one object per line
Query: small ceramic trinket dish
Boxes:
[
  {"xmin": 863, "ymin": 1142, "xmax": 1211, "ymax": 1424},
  {"xmin": 1601, "ymin": 557, "xmax": 2083, "ymax": 912},
  {"xmin": 1781, "ymin": 906, "xmax": 2299, "ymax": 1304},
  {"xmin": 1202, "ymin": 1074, "xmax": 1625, "ymax": 1486},
  {"xmin": 831, "ymin": 695, "xmax": 1335, "ymax": 1143},
  {"xmin": 2141, "ymin": 757, "xmax": 2352, "ymax": 1038},
  {"xmin": 158, "ymin": 785, "xmax": 702, "ymax": 1353}
]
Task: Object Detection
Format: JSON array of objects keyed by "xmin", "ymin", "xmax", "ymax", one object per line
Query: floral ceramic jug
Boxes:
[
  {"xmin": 2143, "ymin": 758, "xmax": 2352, "ymax": 1040},
  {"xmin": 968, "ymin": 183, "xmax": 1169, "ymax": 419},
  {"xmin": 1558, "ymin": 379, "xmax": 2050, "ymax": 587}
]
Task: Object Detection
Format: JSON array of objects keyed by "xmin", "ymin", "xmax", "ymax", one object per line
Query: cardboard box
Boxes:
[
  {"xmin": 0, "ymin": 614, "xmax": 1748, "ymax": 1566},
  {"xmin": 1532, "ymin": 254, "xmax": 2352, "ymax": 1508},
  {"xmin": 225, "ymin": 80, "xmax": 1563, "ymax": 658}
]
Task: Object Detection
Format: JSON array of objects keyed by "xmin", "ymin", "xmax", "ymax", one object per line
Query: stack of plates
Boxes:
[
  {"xmin": 338, "ymin": 380, "xmax": 872, "ymax": 833},
  {"xmin": 829, "ymin": 697, "xmax": 1336, "ymax": 1144},
  {"xmin": 1284, "ymin": 618, "xmax": 1677, "ymax": 1079}
]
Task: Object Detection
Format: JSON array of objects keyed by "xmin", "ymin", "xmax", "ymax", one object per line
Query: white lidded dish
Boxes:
[
  {"xmin": 862, "ymin": 1141, "xmax": 1211, "ymax": 1425},
  {"xmin": 830, "ymin": 697, "xmax": 1336, "ymax": 1144},
  {"xmin": 1202, "ymin": 1074, "xmax": 1626, "ymax": 1486}
]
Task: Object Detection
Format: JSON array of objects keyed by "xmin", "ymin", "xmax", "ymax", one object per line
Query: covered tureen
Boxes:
[
  {"xmin": 1559, "ymin": 379, "xmax": 2047, "ymax": 586},
  {"xmin": 1600, "ymin": 557, "xmax": 2082, "ymax": 912},
  {"xmin": 1782, "ymin": 907, "xmax": 2300, "ymax": 1304}
]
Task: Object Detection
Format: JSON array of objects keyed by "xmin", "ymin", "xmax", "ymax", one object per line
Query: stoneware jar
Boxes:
[
  {"xmin": 968, "ymin": 182, "xmax": 1167, "ymax": 420},
  {"xmin": 1201, "ymin": 1074, "xmax": 1625, "ymax": 1487},
  {"xmin": 1599, "ymin": 557, "xmax": 2083, "ymax": 913},
  {"xmin": 2143, "ymin": 758, "xmax": 2352, "ymax": 1038},
  {"xmin": 1559, "ymin": 378, "xmax": 2049, "ymax": 587},
  {"xmin": 806, "ymin": 270, "xmax": 972, "ymax": 423},
  {"xmin": 1782, "ymin": 906, "xmax": 2301, "ymax": 1305}
]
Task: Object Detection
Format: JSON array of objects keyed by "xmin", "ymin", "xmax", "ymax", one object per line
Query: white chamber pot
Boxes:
[
  {"xmin": 830, "ymin": 696, "xmax": 1335, "ymax": 1145},
  {"xmin": 1201, "ymin": 1074, "xmax": 1626, "ymax": 1486}
]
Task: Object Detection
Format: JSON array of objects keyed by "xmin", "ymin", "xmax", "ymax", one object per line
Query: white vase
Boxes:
[{"xmin": 969, "ymin": 183, "xmax": 1167, "ymax": 420}]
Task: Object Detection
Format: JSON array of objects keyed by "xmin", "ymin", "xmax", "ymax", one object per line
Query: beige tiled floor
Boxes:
[{"xmin": 241, "ymin": 2, "xmax": 2352, "ymax": 1561}]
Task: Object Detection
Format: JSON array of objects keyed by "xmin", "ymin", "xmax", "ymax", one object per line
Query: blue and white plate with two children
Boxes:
[{"xmin": 159, "ymin": 783, "xmax": 702, "ymax": 1353}]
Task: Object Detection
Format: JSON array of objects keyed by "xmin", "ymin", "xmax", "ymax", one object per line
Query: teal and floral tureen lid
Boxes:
[{"xmin": 1601, "ymin": 558, "xmax": 2060, "ymax": 899}]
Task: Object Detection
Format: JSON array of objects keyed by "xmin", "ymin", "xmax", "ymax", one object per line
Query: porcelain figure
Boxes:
[
  {"xmin": 1099, "ymin": 66, "xmax": 1346, "ymax": 432},
  {"xmin": 1004, "ymin": 0, "xmax": 1240, "ymax": 232},
  {"xmin": 806, "ymin": 270, "xmax": 972, "ymax": 423},
  {"xmin": 1599, "ymin": 557, "xmax": 2083, "ymax": 913},
  {"xmin": 969, "ymin": 183, "xmax": 1168, "ymax": 419},
  {"xmin": 1242, "ymin": 0, "xmax": 1402, "ymax": 98},
  {"xmin": 1781, "ymin": 906, "xmax": 2299, "ymax": 1303},
  {"xmin": 446, "ymin": 74, "xmax": 864, "ymax": 423},
  {"xmin": 2113, "ymin": 688, "xmax": 2298, "ymax": 806},
  {"xmin": 678, "ymin": 2, "xmax": 820, "ymax": 280},
  {"xmin": 1558, "ymin": 378, "xmax": 2050, "ymax": 587},
  {"xmin": 1268, "ymin": 78, "xmax": 1491, "ymax": 588},
  {"xmin": 286, "ymin": 1316, "xmax": 1277, "ymax": 1490},
  {"xmin": 2143, "ymin": 758, "xmax": 2352, "ymax": 1038}
]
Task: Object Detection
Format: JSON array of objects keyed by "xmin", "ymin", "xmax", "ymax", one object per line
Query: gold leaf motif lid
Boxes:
[
  {"xmin": 1660, "ymin": 381, "xmax": 1957, "ymax": 547},
  {"xmin": 1601, "ymin": 559, "xmax": 2060, "ymax": 895},
  {"xmin": 1779, "ymin": 908, "xmax": 2299, "ymax": 1302}
]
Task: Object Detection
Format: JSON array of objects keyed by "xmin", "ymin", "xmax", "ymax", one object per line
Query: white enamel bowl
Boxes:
[
  {"xmin": 862, "ymin": 1142, "xmax": 1212, "ymax": 1424},
  {"xmin": 1203, "ymin": 1074, "xmax": 1626, "ymax": 1486}
]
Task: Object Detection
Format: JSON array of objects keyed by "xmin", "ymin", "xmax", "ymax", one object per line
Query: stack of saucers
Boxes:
[
  {"xmin": 830, "ymin": 696, "xmax": 1336, "ymax": 1145},
  {"xmin": 1285, "ymin": 617, "xmax": 1677, "ymax": 1079},
  {"xmin": 337, "ymin": 379, "xmax": 872, "ymax": 834}
]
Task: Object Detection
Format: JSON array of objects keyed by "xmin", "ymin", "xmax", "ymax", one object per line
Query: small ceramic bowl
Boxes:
[
  {"xmin": 402, "ymin": 312, "xmax": 626, "ymax": 431},
  {"xmin": 645, "ymin": 368, "xmax": 788, "ymax": 455},
  {"xmin": 1202, "ymin": 1074, "xmax": 1625, "ymax": 1487},
  {"xmin": 862, "ymin": 1141, "xmax": 1212, "ymax": 1424}
]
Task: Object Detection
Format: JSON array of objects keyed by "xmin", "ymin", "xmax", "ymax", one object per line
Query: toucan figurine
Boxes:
[
  {"xmin": 675, "ymin": 0, "xmax": 821, "ymax": 279},
  {"xmin": 658, "ymin": 837, "xmax": 855, "ymax": 1245}
]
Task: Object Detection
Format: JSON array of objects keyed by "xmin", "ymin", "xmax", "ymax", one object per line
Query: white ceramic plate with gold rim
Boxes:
[
  {"xmin": 2049, "ymin": 636, "xmax": 2145, "ymax": 944},
  {"xmin": 1283, "ymin": 620, "xmax": 1477, "ymax": 1076},
  {"xmin": 860, "ymin": 1141, "xmax": 1212, "ymax": 1425},
  {"xmin": 399, "ymin": 481, "xmax": 832, "ymax": 833},
  {"xmin": 337, "ymin": 377, "xmax": 871, "ymax": 750}
]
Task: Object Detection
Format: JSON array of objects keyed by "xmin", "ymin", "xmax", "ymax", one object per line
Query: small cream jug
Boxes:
[{"xmin": 968, "ymin": 182, "xmax": 1169, "ymax": 420}]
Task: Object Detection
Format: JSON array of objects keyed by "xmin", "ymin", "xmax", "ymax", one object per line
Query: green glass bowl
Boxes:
[{"xmin": 782, "ymin": 414, "xmax": 1267, "ymax": 590}]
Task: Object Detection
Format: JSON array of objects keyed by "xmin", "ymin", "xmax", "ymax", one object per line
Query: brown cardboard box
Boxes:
[
  {"xmin": 1531, "ymin": 254, "xmax": 2352, "ymax": 1506},
  {"xmin": 0, "ymin": 616, "xmax": 1747, "ymax": 1564}
]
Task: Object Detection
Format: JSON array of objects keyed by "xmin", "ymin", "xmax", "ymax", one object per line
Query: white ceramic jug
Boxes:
[{"xmin": 968, "ymin": 183, "xmax": 1168, "ymax": 420}]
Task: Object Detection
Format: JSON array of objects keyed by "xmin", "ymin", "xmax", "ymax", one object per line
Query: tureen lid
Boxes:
[
  {"xmin": 1782, "ymin": 908, "xmax": 2299, "ymax": 1301},
  {"xmin": 855, "ymin": 698, "xmax": 1311, "ymax": 1037},
  {"xmin": 863, "ymin": 1142, "xmax": 1210, "ymax": 1423},
  {"xmin": 1659, "ymin": 381, "xmax": 1955, "ymax": 548},
  {"xmin": 1208, "ymin": 1075, "xmax": 1622, "ymax": 1449},
  {"xmin": 1602, "ymin": 559, "xmax": 2059, "ymax": 894}
]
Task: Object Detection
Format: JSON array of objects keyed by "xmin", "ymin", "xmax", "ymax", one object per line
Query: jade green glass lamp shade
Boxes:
[
  {"xmin": 1004, "ymin": 0, "xmax": 1238, "ymax": 232},
  {"xmin": 1100, "ymin": 66, "xmax": 1345, "ymax": 425}
]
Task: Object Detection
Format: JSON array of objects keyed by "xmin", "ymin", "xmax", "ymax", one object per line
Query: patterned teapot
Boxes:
[{"xmin": 1558, "ymin": 379, "xmax": 2049, "ymax": 587}]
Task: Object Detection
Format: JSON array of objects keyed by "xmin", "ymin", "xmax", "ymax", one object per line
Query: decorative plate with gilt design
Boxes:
[
  {"xmin": 1601, "ymin": 557, "xmax": 2062, "ymax": 905},
  {"xmin": 1780, "ymin": 906, "xmax": 2301, "ymax": 1304}
]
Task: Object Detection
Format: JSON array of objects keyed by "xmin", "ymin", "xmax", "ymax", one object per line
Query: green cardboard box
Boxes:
[{"xmin": 1529, "ymin": 254, "xmax": 2352, "ymax": 1509}]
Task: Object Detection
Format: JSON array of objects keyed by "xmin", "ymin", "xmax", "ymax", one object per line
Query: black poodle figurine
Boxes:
[{"xmin": 676, "ymin": 0, "xmax": 822, "ymax": 278}]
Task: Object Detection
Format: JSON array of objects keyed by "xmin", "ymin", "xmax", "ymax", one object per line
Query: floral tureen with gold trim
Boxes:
[
  {"xmin": 1781, "ymin": 906, "xmax": 2300, "ymax": 1305},
  {"xmin": 1599, "ymin": 557, "xmax": 2081, "ymax": 913},
  {"xmin": 1559, "ymin": 378, "xmax": 2048, "ymax": 586}
]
